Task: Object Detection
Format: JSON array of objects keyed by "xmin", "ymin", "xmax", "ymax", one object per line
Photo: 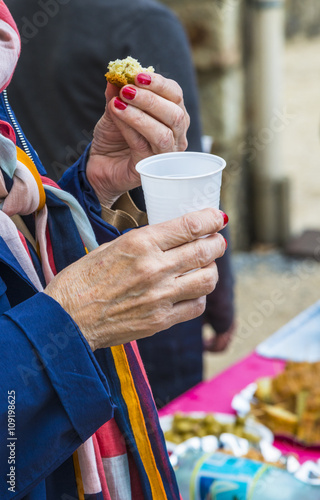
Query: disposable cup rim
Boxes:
[{"xmin": 135, "ymin": 151, "xmax": 226, "ymax": 180}]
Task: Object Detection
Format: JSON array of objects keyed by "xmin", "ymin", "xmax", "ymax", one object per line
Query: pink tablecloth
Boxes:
[{"xmin": 159, "ymin": 352, "xmax": 320, "ymax": 463}]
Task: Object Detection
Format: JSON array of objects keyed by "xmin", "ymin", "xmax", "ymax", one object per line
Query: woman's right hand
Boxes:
[
  {"xmin": 44, "ymin": 208, "xmax": 228, "ymax": 351},
  {"xmin": 86, "ymin": 73, "xmax": 190, "ymax": 208}
]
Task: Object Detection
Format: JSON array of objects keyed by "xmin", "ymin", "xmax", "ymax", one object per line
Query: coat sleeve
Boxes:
[
  {"xmin": 203, "ymin": 224, "xmax": 235, "ymax": 334},
  {"xmin": 0, "ymin": 292, "xmax": 115, "ymax": 499}
]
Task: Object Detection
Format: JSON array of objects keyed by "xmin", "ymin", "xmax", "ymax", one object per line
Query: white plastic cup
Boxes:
[{"xmin": 135, "ymin": 151, "xmax": 226, "ymax": 225}]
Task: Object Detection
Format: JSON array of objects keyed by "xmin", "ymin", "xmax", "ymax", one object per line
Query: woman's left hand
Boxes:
[{"xmin": 86, "ymin": 72, "xmax": 190, "ymax": 207}]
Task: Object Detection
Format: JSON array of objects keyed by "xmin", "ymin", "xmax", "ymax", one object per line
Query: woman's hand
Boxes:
[
  {"xmin": 86, "ymin": 73, "xmax": 190, "ymax": 207},
  {"xmin": 44, "ymin": 208, "xmax": 227, "ymax": 351}
]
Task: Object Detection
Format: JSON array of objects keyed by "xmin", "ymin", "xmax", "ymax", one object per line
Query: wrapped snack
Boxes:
[{"xmin": 171, "ymin": 436, "xmax": 320, "ymax": 499}]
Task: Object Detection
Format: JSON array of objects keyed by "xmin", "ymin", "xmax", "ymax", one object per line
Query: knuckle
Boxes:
[
  {"xmin": 170, "ymin": 79, "xmax": 184, "ymax": 105},
  {"xmin": 182, "ymin": 213, "xmax": 204, "ymax": 239},
  {"xmin": 145, "ymin": 91, "xmax": 157, "ymax": 111},
  {"xmin": 133, "ymin": 257, "xmax": 147, "ymax": 277},
  {"xmin": 159, "ymin": 128, "xmax": 174, "ymax": 151},
  {"xmin": 159, "ymin": 76, "xmax": 183, "ymax": 105},
  {"xmin": 196, "ymin": 239, "xmax": 214, "ymax": 266},
  {"xmin": 125, "ymin": 228, "xmax": 150, "ymax": 256},
  {"xmin": 151, "ymin": 305, "xmax": 170, "ymax": 332},
  {"xmin": 125, "ymin": 227, "xmax": 141, "ymax": 246},
  {"xmin": 207, "ymin": 265, "xmax": 219, "ymax": 293},
  {"xmin": 197, "ymin": 268, "xmax": 218, "ymax": 296},
  {"xmin": 133, "ymin": 110, "xmax": 148, "ymax": 130},
  {"xmin": 135, "ymin": 256, "xmax": 159, "ymax": 279},
  {"xmin": 215, "ymin": 209, "xmax": 225, "ymax": 230},
  {"xmin": 218, "ymin": 233, "xmax": 227, "ymax": 256},
  {"xmin": 146, "ymin": 287, "xmax": 161, "ymax": 306},
  {"xmin": 134, "ymin": 134, "xmax": 150, "ymax": 154},
  {"xmin": 178, "ymin": 137, "xmax": 188, "ymax": 152},
  {"xmin": 145, "ymin": 258, "xmax": 162, "ymax": 277},
  {"xmin": 172, "ymin": 107, "xmax": 185, "ymax": 130},
  {"xmin": 185, "ymin": 111, "xmax": 191, "ymax": 129},
  {"xmin": 157, "ymin": 75, "xmax": 168, "ymax": 94},
  {"xmin": 193, "ymin": 296, "xmax": 207, "ymax": 317}
]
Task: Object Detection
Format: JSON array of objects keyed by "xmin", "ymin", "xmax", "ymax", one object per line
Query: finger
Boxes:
[
  {"xmin": 167, "ymin": 233, "xmax": 227, "ymax": 275},
  {"xmin": 147, "ymin": 208, "xmax": 228, "ymax": 252},
  {"xmin": 120, "ymin": 85, "xmax": 189, "ymax": 146},
  {"xmin": 110, "ymin": 97, "xmax": 185, "ymax": 154},
  {"xmin": 106, "ymin": 104, "xmax": 154, "ymax": 157},
  {"xmin": 105, "ymin": 82, "xmax": 120, "ymax": 104},
  {"xmin": 134, "ymin": 73, "xmax": 190, "ymax": 134},
  {"xmin": 173, "ymin": 260, "xmax": 219, "ymax": 302},
  {"xmin": 169, "ymin": 296, "xmax": 208, "ymax": 326},
  {"xmin": 134, "ymin": 73, "xmax": 184, "ymax": 107}
]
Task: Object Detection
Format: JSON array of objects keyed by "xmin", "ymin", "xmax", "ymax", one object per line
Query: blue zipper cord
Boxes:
[
  {"xmin": 2, "ymin": 89, "xmax": 33, "ymax": 159},
  {"xmin": 1, "ymin": 89, "xmax": 47, "ymax": 175}
]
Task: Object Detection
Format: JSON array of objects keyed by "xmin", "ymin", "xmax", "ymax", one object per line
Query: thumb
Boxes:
[{"xmin": 105, "ymin": 82, "xmax": 120, "ymax": 105}]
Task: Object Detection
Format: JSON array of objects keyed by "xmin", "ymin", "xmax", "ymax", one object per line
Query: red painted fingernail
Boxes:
[
  {"xmin": 122, "ymin": 86, "xmax": 136, "ymax": 100},
  {"xmin": 114, "ymin": 97, "xmax": 127, "ymax": 110},
  {"xmin": 224, "ymin": 237, "xmax": 228, "ymax": 249},
  {"xmin": 220, "ymin": 211, "xmax": 229, "ymax": 225},
  {"xmin": 137, "ymin": 73, "xmax": 152, "ymax": 85}
]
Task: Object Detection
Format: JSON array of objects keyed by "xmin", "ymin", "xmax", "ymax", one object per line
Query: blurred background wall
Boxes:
[{"xmin": 160, "ymin": 0, "xmax": 320, "ymax": 251}]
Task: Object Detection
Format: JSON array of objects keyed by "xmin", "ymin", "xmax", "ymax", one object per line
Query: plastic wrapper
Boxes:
[{"xmin": 169, "ymin": 433, "xmax": 320, "ymax": 486}]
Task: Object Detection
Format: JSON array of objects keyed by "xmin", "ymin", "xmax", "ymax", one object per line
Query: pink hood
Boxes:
[{"xmin": 0, "ymin": 1, "xmax": 20, "ymax": 93}]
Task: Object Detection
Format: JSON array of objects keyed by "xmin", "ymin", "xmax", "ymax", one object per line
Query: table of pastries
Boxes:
[{"xmin": 159, "ymin": 300, "xmax": 320, "ymax": 464}]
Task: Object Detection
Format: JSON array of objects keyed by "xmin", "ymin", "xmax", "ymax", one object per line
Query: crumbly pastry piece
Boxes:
[
  {"xmin": 254, "ymin": 377, "xmax": 274, "ymax": 404},
  {"xmin": 252, "ymin": 361, "xmax": 320, "ymax": 444},
  {"xmin": 105, "ymin": 56, "xmax": 154, "ymax": 88},
  {"xmin": 252, "ymin": 404, "xmax": 298, "ymax": 436}
]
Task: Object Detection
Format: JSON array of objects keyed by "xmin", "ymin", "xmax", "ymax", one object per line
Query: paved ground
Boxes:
[
  {"xmin": 204, "ymin": 35, "xmax": 320, "ymax": 379},
  {"xmin": 204, "ymin": 250, "xmax": 320, "ymax": 379}
]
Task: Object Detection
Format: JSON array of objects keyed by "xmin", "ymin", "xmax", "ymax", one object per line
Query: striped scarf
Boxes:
[
  {"xmin": 0, "ymin": 109, "xmax": 180, "ymax": 500},
  {"xmin": 0, "ymin": 2, "xmax": 179, "ymax": 498}
]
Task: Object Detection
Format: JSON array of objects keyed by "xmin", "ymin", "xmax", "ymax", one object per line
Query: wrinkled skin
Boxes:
[
  {"xmin": 45, "ymin": 73, "xmax": 228, "ymax": 350},
  {"xmin": 45, "ymin": 209, "xmax": 227, "ymax": 350},
  {"xmin": 87, "ymin": 72, "xmax": 190, "ymax": 207}
]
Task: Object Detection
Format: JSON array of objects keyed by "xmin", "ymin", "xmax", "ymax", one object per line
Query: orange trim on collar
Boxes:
[{"xmin": 16, "ymin": 147, "xmax": 46, "ymax": 210}]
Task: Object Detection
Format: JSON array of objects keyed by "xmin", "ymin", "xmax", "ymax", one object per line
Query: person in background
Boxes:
[
  {"xmin": 7, "ymin": 0, "xmax": 235, "ymax": 406},
  {"xmin": 1, "ymin": 2, "xmax": 228, "ymax": 497}
]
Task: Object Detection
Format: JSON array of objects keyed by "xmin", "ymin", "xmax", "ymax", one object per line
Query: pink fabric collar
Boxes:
[{"xmin": 0, "ymin": 1, "xmax": 20, "ymax": 93}]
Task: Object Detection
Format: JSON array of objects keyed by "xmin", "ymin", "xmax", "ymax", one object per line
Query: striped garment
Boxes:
[
  {"xmin": 0, "ymin": 3, "xmax": 180, "ymax": 496},
  {"xmin": 0, "ymin": 102, "xmax": 181, "ymax": 500},
  {"xmin": 0, "ymin": 104, "xmax": 180, "ymax": 500}
]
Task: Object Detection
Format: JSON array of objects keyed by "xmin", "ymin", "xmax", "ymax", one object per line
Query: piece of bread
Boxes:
[
  {"xmin": 251, "ymin": 362, "xmax": 320, "ymax": 444},
  {"xmin": 105, "ymin": 56, "xmax": 154, "ymax": 88},
  {"xmin": 254, "ymin": 377, "xmax": 274, "ymax": 403},
  {"xmin": 257, "ymin": 404, "xmax": 298, "ymax": 436},
  {"xmin": 297, "ymin": 410, "xmax": 320, "ymax": 444}
]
